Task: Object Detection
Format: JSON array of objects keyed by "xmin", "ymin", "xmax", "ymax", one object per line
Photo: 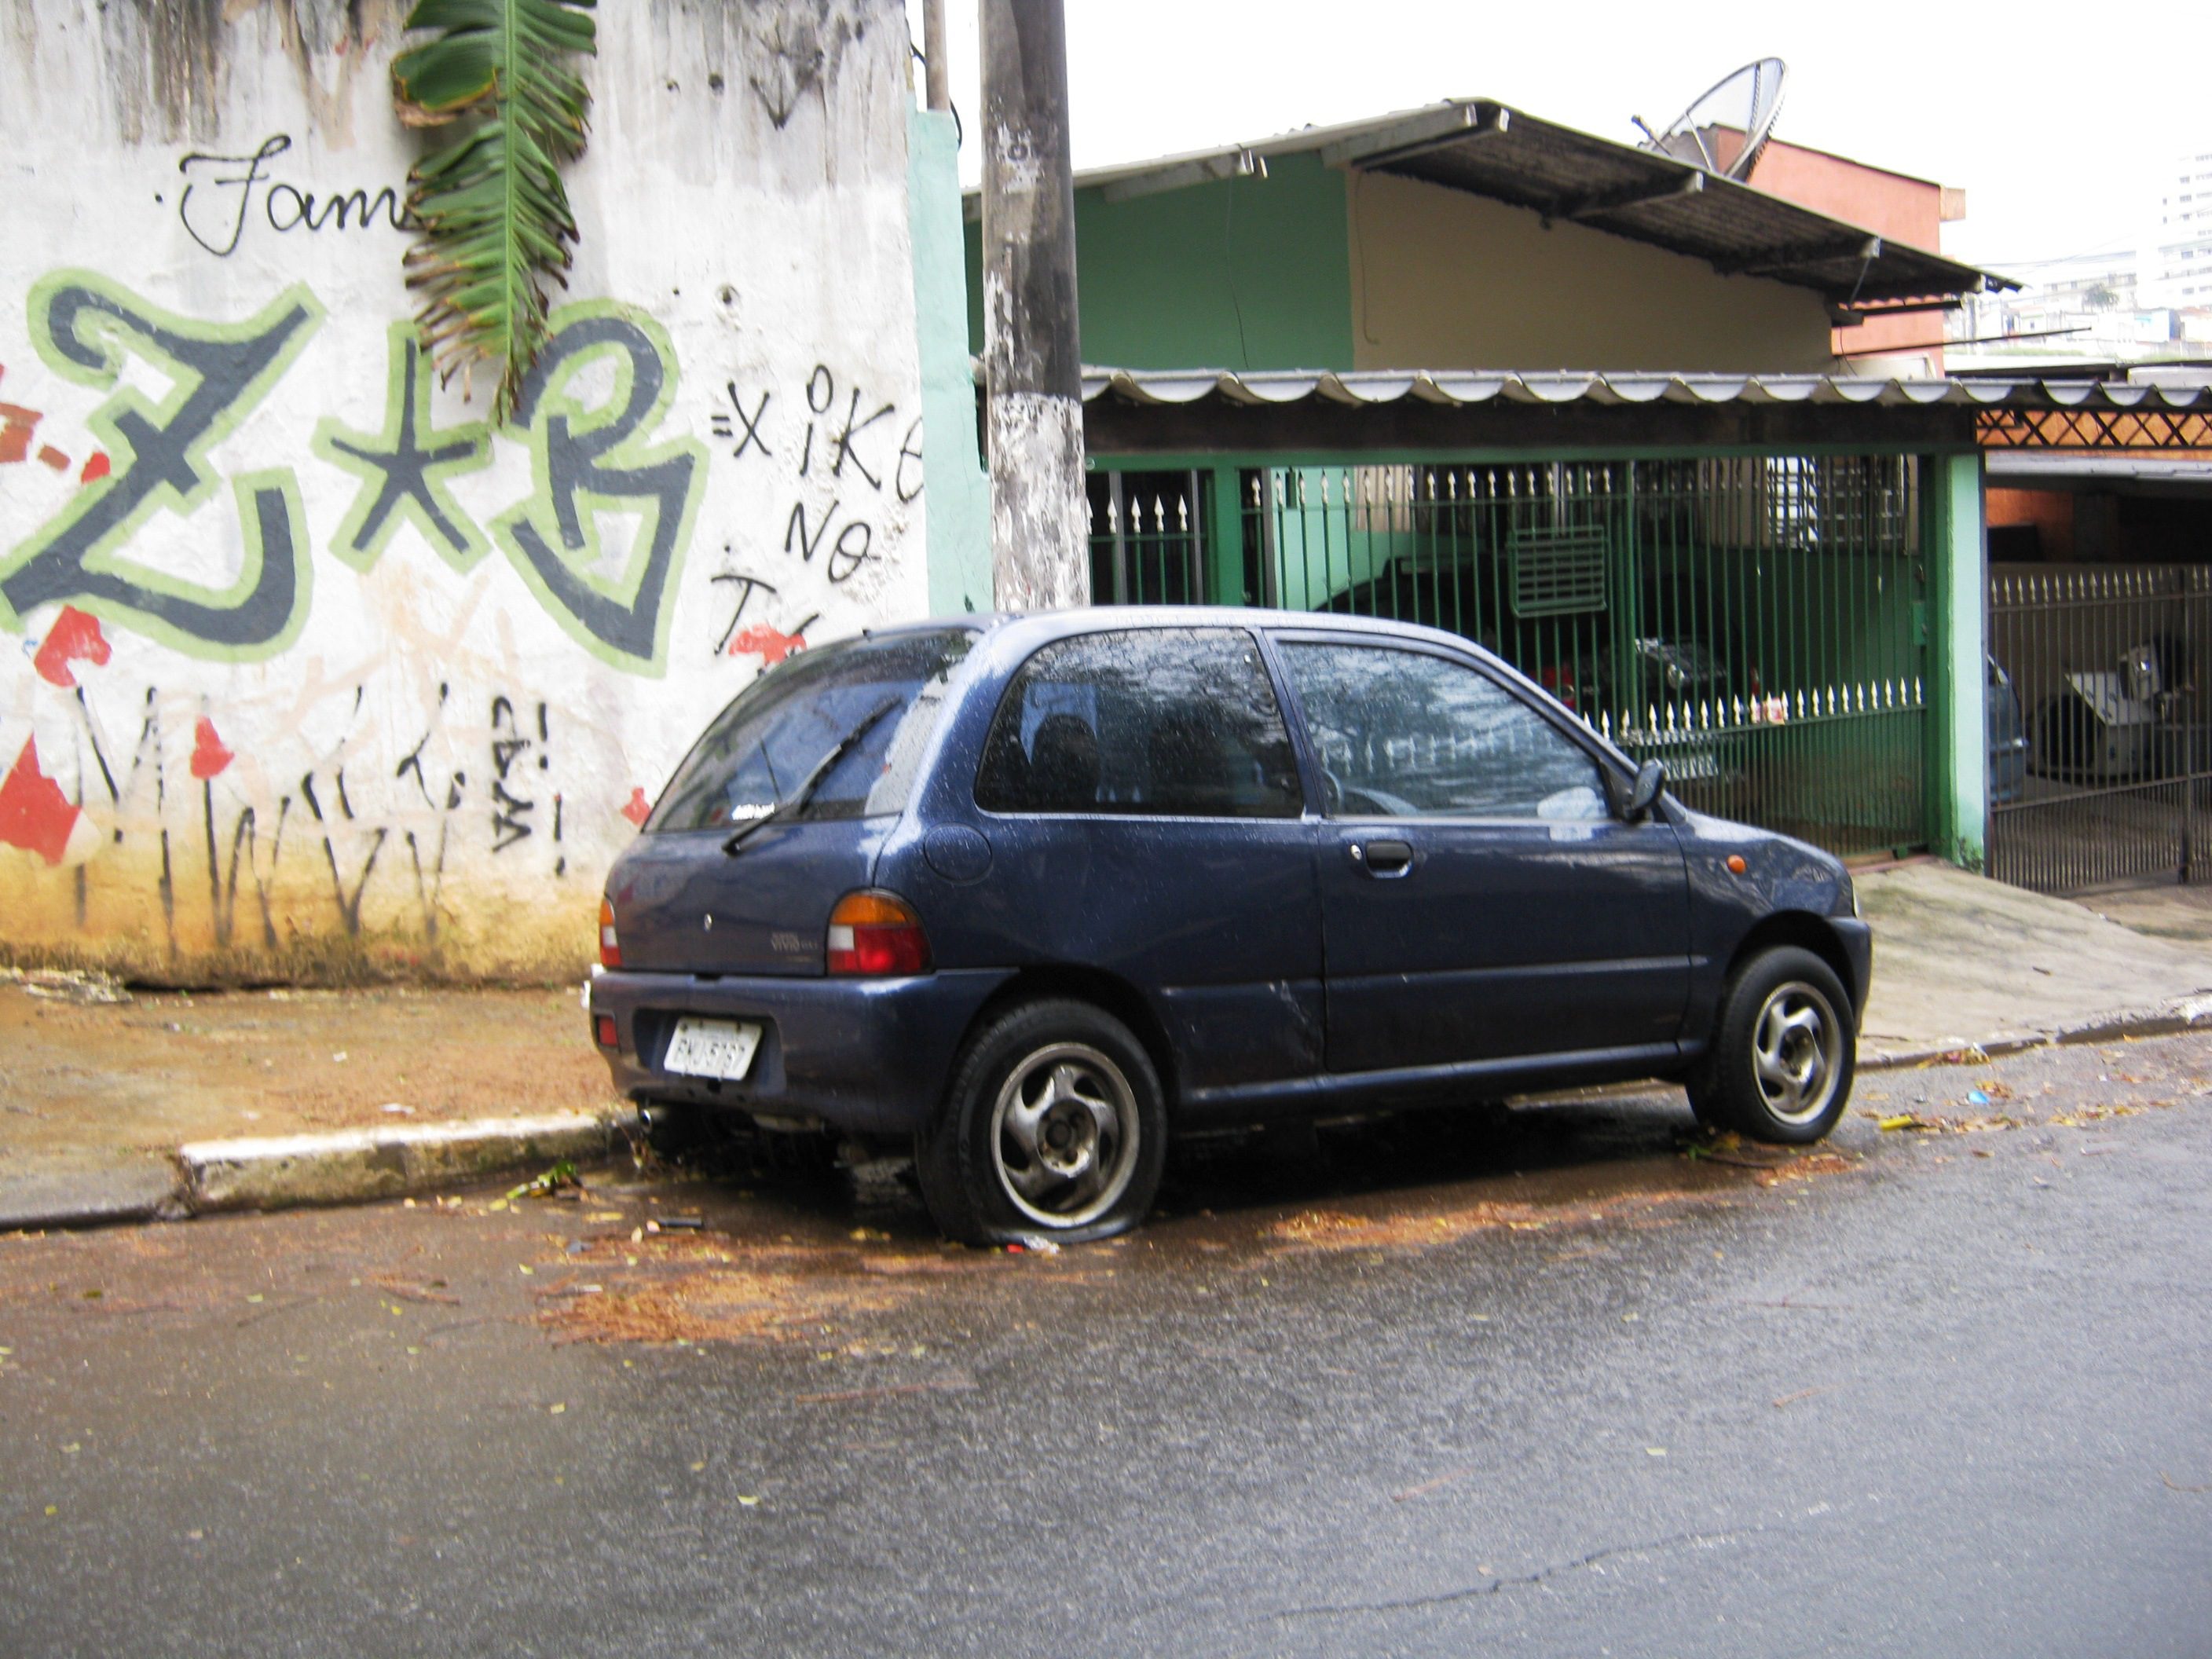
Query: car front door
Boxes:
[{"xmin": 1271, "ymin": 632, "xmax": 1691, "ymax": 1077}]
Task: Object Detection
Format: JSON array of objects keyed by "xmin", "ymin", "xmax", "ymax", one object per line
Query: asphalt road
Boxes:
[{"xmin": 2, "ymin": 1035, "xmax": 2207, "ymax": 1657}]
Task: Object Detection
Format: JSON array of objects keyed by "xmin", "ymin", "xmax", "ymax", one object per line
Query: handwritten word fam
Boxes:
[{"xmin": 177, "ymin": 135, "xmax": 409, "ymax": 259}]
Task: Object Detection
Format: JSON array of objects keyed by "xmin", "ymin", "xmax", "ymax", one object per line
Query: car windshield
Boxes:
[{"xmin": 645, "ymin": 628, "xmax": 977, "ymax": 833}]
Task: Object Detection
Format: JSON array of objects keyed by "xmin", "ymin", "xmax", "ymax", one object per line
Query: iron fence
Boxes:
[
  {"xmin": 1087, "ymin": 453, "xmax": 1932, "ymax": 858},
  {"xmin": 1085, "ymin": 469, "xmax": 1206, "ymax": 605},
  {"xmin": 1988, "ymin": 563, "xmax": 2211, "ymax": 894}
]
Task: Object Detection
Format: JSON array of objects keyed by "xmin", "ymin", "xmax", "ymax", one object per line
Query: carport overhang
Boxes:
[
  {"xmin": 1985, "ymin": 454, "xmax": 2212, "ymax": 497},
  {"xmin": 1070, "ymin": 368, "xmax": 2212, "ymax": 459}
]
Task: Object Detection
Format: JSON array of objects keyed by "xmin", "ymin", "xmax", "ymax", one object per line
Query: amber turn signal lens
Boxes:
[
  {"xmin": 599, "ymin": 896, "xmax": 622, "ymax": 969},
  {"xmin": 826, "ymin": 890, "xmax": 932, "ymax": 976},
  {"xmin": 1726, "ymin": 855, "xmax": 1748, "ymax": 874}
]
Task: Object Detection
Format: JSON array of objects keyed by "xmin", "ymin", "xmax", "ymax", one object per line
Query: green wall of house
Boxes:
[
  {"xmin": 965, "ymin": 152, "xmax": 1358, "ymax": 372},
  {"xmin": 910, "ymin": 107, "xmax": 993, "ymax": 618}
]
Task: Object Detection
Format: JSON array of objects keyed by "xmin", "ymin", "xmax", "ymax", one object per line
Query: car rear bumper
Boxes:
[{"xmin": 587, "ymin": 968, "xmax": 1013, "ymax": 1136}]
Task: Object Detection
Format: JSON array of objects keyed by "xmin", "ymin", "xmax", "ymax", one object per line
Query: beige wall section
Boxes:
[{"xmin": 1346, "ymin": 171, "xmax": 1839, "ymax": 375}]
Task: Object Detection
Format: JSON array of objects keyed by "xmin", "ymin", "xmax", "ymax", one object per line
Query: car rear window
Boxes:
[
  {"xmin": 646, "ymin": 628, "xmax": 977, "ymax": 833},
  {"xmin": 975, "ymin": 627, "xmax": 1302, "ymax": 818}
]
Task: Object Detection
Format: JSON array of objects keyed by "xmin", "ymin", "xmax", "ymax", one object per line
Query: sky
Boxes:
[{"xmin": 910, "ymin": 0, "xmax": 2208, "ymax": 286}]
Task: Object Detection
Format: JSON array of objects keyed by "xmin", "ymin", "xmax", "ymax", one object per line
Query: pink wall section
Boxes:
[{"xmin": 1744, "ymin": 137, "xmax": 1954, "ymax": 371}]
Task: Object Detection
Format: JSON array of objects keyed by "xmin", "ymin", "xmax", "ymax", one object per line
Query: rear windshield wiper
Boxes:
[{"xmin": 723, "ymin": 695, "xmax": 903, "ymax": 855}]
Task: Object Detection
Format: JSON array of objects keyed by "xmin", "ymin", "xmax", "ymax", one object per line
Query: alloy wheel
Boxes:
[
  {"xmin": 1751, "ymin": 980, "xmax": 1843, "ymax": 1126},
  {"xmin": 989, "ymin": 1042, "xmax": 1141, "ymax": 1229}
]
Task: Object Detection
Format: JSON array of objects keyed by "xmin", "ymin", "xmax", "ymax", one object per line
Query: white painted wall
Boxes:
[{"xmin": 0, "ymin": 0, "xmax": 939, "ymax": 979}]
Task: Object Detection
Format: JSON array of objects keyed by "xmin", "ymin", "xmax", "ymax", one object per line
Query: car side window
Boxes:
[
  {"xmin": 1279, "ymin": 641, "xmax": 1610, "ymax": 822},
  {"xmin": 976, "ymin": 628, "xmax": 1302, "ymax": 818}
]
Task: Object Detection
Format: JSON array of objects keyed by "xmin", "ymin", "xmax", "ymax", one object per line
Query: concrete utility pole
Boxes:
[
  {"xmin": 980, "ymin": 0, "xmax": 1088, "ymax": 609},
  {"xmin": 921, "ymin": 0, "xmax": 950, "ymax": 112}
]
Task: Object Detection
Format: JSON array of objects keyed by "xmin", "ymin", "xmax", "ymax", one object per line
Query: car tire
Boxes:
[
  {"xmin": 1686, "ymin": 947, "xmax": 1855, "ymax": 1144},
  {"xmin": 915, "ymin": 999, "xmax": 1167, "ymax": 1246}
]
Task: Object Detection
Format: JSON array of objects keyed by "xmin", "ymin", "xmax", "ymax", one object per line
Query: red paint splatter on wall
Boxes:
[
  {"xmin": 0, "ymin": 402, "xmax": 38, "ymax": 465},
  {"xmin": 79, "ymin": 452, "xmax": 110, "ymax": 485},
  {"xmin": 189, "ymin": 716, "xmax": 235, "ymax": 780},
  {"xmin": 727, "ymin": 623, "xmax": 808, "ymax": 665},
  {"xmin": 35, "ymin": 444, "xmax": 68, "ymax": 472},
  {"xmin": 0, "ymin": 737, "xmax": 85, "ymax": 866},
  {"xmin": 31, "ymin": 606, "xmax": 111, "ymax": 689},
  {"xmin": 621, "ymin": 788, "xmax": 652, "ymax": 827},
  {"xmin": 32, "ymin": 606, "xmax": 111, "ymax": 688}
]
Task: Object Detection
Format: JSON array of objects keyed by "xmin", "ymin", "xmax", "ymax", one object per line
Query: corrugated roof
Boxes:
[
  {"xmin": 969, "ymin": 99, "xmax": 2006, "ymax": 309},
  {"xmin": 1076, "ymin": 367, "xmax": 2212, "ymax": 412}
]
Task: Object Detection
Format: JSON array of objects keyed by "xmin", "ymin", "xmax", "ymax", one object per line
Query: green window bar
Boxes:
[{"xmin": 1086, "ymin": 452, "xmax": 1932, "ymax": 859}]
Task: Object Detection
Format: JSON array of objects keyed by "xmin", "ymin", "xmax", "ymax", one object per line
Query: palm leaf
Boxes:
[{"xmin": 392, "ymin": 0, "xmax": 597, "ymax": 421}]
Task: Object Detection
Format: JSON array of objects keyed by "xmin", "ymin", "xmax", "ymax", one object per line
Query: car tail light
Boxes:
[
  {"xmin": 826, "ymin": 890, "xmax": 932, "ymax": 976},
  {"xmin": 599, "ymin": 897, "xmax": 621, "ymax": 969},
  {"xmin": 594, "ymin": 1014, "xmax": 619, "ymax": 1048}
]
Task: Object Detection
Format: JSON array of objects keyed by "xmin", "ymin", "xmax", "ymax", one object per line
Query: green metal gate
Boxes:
[
  {"xmin": 1988, "ymin": 563, "xmax": 2210, "ymax": 894},
  {"xmin": 1087, "ymin": 454, "xmax": 1931, "ymax": 859}
]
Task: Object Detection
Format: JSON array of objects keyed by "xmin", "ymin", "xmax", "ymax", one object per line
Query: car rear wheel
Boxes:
[
  {"xmin": 915, "ymin": 999, "xmax": 1166, "ymax": 1245},
  {"xmin": 1687, "ymin": 947, "xmax": 1854, "ymax": 1144}
]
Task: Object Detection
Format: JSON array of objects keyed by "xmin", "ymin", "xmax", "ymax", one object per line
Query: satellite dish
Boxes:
[{"xmin": 1632, "ymin": 57, "xmax": 1788, "ymax": 181}]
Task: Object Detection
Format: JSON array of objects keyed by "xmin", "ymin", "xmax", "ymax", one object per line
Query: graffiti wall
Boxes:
[{"xmin": 0, "ymin": 0, "xmax": 943, "ymax": 980}]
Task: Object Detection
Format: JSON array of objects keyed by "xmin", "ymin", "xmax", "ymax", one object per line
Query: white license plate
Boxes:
[{"xmin": 661, "ymin": 1017, "xmax": 763, "ymax": 1081}]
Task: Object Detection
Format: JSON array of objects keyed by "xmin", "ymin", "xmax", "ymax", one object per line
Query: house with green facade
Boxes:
[{"xmin": 955, "ymin": 100, "xmax": 2009, "ymax": 870}]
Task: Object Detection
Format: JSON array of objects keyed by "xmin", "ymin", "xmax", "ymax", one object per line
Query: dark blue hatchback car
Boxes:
[{"xmin": 589, "ymin": 609, "xmax": 1871, "ymax": 1244}]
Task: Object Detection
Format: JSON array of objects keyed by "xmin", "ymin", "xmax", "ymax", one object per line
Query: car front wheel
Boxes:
[
  {"xmin": 1688, "ymin": 947, "xmax": 1855, "ymax": 1144},
  {"xmin": 915, "ymin": 999, "xmax": 1166, "ymax": 1245}
]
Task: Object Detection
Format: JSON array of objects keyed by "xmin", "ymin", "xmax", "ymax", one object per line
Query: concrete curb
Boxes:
[
  {"xmin": 2, "ymin": 1111, "xmax": 636, "ymax": 1235},
  {"xmin": 0, "ymin": 1156, "xmax": 185, "ymax": 1233},
  {"xmin": 181, "ymin": 1111, "xmax": 635, "ymax": 1213},
  {"xmin": 1861, "ymin": 992, "xmax": 2212, "ymax": 1071}
]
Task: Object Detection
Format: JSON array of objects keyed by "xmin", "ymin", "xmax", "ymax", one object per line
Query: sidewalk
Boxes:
[
  {"xmin": 2, "ymin": 861, "xmax": 2207, "ymax": 1230},
  {"xmin": 0, "ymin": 976, "xmax": 629, "ymax": 1229},
  {"xmin": 1855, "ymin": 861, "xmax": 2212, "ymax": 1062}
]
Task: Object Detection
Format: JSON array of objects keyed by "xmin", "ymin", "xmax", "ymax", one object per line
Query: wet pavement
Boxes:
[{"xmin": 1, "ymin": 1035, "xmax": 2208, "ymax": 1656}]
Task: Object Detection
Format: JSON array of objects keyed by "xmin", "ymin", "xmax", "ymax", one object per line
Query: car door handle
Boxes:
[{"xmin": 1352, "ymin": 839, "xmax": 1414, "ymax": 877}]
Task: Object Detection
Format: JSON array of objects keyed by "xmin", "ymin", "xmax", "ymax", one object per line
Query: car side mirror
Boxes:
[{"xmin": 1623, "ymin": 760, "xmax": 1667, "ymax": 823}]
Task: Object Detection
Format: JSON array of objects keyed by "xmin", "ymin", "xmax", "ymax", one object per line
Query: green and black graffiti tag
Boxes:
[
  {"xmin": 493, "ymin": 305, "xmax": 706, "ymax": 676},
  {"xmin": 0, "ymin": 272, "xmax": 322, "ymax": 658},
  {"xmin": 313, "ymin": 322, "xmax": 492, "ymax": 569}
]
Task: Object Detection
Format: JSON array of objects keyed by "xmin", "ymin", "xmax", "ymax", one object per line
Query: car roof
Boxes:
[{"xmin": 968, "ymin": 605, "xmax": 1496, "ymax": 657}]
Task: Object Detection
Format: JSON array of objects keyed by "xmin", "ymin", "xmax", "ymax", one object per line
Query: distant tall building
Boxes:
[{"xmin": 2145, "ymin": 148, "xmax": 2212, "ymax": 306}]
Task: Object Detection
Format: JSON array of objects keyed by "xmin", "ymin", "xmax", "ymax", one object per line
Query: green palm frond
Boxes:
[{"xmin": 392, "ymin": 0, "xmax": 598, "ymax": 421}]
